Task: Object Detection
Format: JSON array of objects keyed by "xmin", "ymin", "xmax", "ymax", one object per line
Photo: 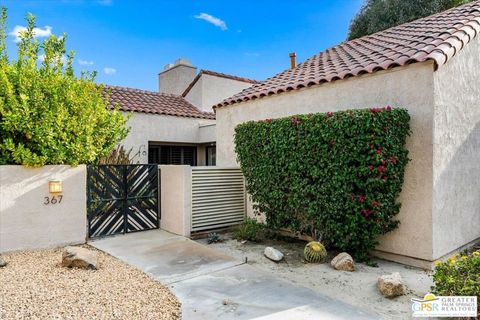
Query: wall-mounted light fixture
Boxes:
[{"xmin": 49, "ymin": 180, "xmax": 63, "ymax": 194}]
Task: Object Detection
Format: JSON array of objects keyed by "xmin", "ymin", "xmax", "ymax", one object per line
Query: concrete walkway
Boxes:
[{"xmin": 90, "ymin": 230, "xmax": 380, "ymax": 320}]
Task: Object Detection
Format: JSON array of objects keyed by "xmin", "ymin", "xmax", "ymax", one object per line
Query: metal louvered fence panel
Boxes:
[
  {"xmin": 191, "ymin": 167, "xmax": 246, "ymax": 232},
  {"xmin": 87, "ymin": 164, "xmax": 159, "ymax": 238}
]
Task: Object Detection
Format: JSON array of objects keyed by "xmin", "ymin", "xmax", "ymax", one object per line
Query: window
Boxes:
[
  {"xmin": 148, "ymin": 145, "xmax": 197, "ymax": 166},
  {"xmin": 206, "ymin": 146, "xmax": 216, "ymax": 166}
]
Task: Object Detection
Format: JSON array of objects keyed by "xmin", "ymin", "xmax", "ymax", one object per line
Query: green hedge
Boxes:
[{"xmin": 234, "ymin": 107, "xmax": 410, "ymax": 261}]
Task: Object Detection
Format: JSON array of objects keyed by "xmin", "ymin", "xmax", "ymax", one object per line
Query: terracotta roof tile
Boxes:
[
  {"xmin": 182, "ymin": 69, "xmax": 259, "ymax": 97},
  {"xmin": 215, "ymin": 1, "xmax": 480, "ymax": 109},
  {"xmin": 103, "ymin": 85, "xmax": 215, "ymax": 119}
]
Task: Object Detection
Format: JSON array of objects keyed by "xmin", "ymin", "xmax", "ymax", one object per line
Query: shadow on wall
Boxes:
[
  {"xmin": 433, "ymin": 120, "xmax": 480, "ymax": 259},
  {"xmin": 0, "ymin": 165, "xmax": 87, "ymax": 253}
]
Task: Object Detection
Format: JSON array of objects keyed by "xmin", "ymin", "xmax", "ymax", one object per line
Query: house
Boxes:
[
  {"xmin": 105, "ymin": 59, "xmax": 258, "ymax": 165},
  {"xmin": 214, "ymin": 1, "xmax": 480, "ymax": 268}
]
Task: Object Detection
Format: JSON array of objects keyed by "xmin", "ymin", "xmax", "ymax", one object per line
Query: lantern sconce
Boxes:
[{"xmin": 49, "ymin": 180, "xmax": 63, "ymax": 194}]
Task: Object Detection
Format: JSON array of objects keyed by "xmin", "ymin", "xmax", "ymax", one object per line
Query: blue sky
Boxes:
[{"xmin": 2, "ymin": 0, "xmax": 363, "ymax": 91}]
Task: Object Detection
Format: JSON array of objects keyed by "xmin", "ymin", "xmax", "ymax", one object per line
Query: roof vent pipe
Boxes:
[{"xmin": 289, "ymin": 52, "xmax": 297, "ymax": 69}]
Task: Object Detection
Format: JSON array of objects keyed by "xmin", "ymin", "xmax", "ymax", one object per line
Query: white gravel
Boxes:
[
  {"xmin": 0, "ymin": 246, "xmax": 181, "ymax": 320},
  {"xmin": 198, "ymin": 235, "xmax": 433, "ymax": 320}
]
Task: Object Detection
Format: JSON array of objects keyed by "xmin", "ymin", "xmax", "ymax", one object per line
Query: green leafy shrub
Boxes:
[
  {"xmin": 234, "ymin": 107, "xmax": 410, "ymax": 261},
  {"xmin": 0, "ymin": 8, "xmax": 128, "ymax": 166},
  {"xmin": 432, "ymin": 251, "xmax": 480, "ymax": 317},
  {"xmin": 233, "ymin": 217, "xmax": 264, "ymax": 242}
]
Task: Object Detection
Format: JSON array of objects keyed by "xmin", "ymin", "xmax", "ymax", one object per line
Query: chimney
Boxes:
[
  {"xmin": 289, "ymin": 52, "xmax": 297, "ymax": 69},
  {"xmin": 158, "ymin": 58, "xmax": 197, "ymax": 94}
]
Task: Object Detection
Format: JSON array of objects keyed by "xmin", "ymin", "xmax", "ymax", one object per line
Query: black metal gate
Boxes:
[{"xmin": 87, "ymin": 164, "xmax": 159, "ymax": 238}]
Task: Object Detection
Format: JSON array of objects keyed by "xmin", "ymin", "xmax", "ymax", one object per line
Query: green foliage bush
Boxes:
[
  {"xmin": 0, "ymin": 8, "xmax": 128, "ymax": 166},
  {"xmin": 432, "ymin": 251, "xmax": 480, "ymax": 316},
  {"xmin": 233, "ymin": 217, "xmax": 264, "ymax": 242},
  {"xmin": 234, "ymin": 107, "xmax": 410, "ymax": 261},
  {"xmin": 348, "ymin": 0, "xmax": 472, "ymax": 40}
]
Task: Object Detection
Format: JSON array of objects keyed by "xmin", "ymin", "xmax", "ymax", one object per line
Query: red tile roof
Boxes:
[
  {"xmin": 103, "ymin": 85, "xmax": 215, "ymax": 119},
  {"xmin": 182, "ymin": 69, "xmax": 259, "ymax": 97},
  {"xmin": 215, "ymin": 1, "xmax": 480, "ymax": 109}
]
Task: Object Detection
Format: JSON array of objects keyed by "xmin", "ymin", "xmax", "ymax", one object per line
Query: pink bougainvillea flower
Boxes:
[
  {"xmin": 265, "ymin": 118, "xmax": 272, "ymax": 123},
  {"xmin": 390, "ymin": 156, "xmax": 398, "ymax": 164},
  {"xmin": 372, "ymin": 201, "xmax": 380, "ymax": 207},
  {"xmin": 358, "ymin": 195, "xmax": 365, "ymax": 203},
  {"xmin": 369, "ymin": 165, "xmax": 374, "ymax": 170},
  {"xmin": 385, "ymin": 105, "xmax": 392, "ymax": 111},
  {"xmin": 377, "ymin": 147, "xmax": 383, "ymax": 154},
  {"xmin": 378, "ymin": 165, "xmax": 386, "ymax": 173},
  {"xmin": 326, "ymin": 111, "xmax": 333, "ymax": 117},
  {"xmin": 361, "ymin": 208, "xmax": 374, "ymax": 217},
  {"xmin": 369, "ymin": 107, "xmax": 382, "ymax": 113},
  {"xmin": 291, "ymin": 117, "xmax": 301, "ymax": 125}
]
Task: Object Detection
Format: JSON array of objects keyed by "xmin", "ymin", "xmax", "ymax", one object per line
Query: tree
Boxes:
[
  {"xmin": 348, "ymin": 0, "xmax": 473, "ymax": 40},
  {"xmin": 0, "ymin": 8, "xmax": 129, "ymax": 166}
]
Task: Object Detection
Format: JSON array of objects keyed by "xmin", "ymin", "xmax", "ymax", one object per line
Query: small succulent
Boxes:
[
  {"xmin": 207, "ymin": 232, "xmax": 221, "ymax": 244},
  {"xmin": 304, "ymin": 241, "xmax": 327, "ymax": 263}
]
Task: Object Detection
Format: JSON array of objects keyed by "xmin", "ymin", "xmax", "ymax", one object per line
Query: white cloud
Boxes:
[
  {"xmin": 103, "ymin": 67, "xmax": 116, "ymax": 75},
  {"xmin": 194, "ymin": 13, "xmax": 227, "ymax": 31},
  {"xmin": 78, "ymin": 59, "xmax": 94, "ymax": 66},
  {"xmin": 9, "ymin": 25, "xmax": 52, "ymax": 43}
]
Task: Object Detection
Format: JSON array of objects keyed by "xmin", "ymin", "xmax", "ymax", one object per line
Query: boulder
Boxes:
[
  {"xmin": 0, "ymin": 255, "xmax": 6, "ymax": 267},
  {"xmin": 331, "ymin": 252, "xmax": 355, "ymax": 271},
  {"xmin": 264, "ymin": 247, "xmax": 284, "ymax": 262},
  {"xmin": 378, "ymin": 272, "xmax": 405, "ymax": 298},
  {"xmin": 62, "ymin": 246, "xmax": 98, "ymax": 270}
]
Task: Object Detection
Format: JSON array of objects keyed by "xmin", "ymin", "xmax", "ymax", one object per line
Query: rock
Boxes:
[
  {"xmin": 62, "ymin": 246, "xmax": 98, "ymax": 270},
  {"xmin": 378, "ymin": 272, "xmax": 405, "ymax": 298},
  {"xmin": 331, "ymin": 252, "xmax": 355, "ymax": 271},
  {"xmin": 264, "ymin": 247, "xmax": 284, "ymax": 262},
  {"xmin": 0, "ymin": 255, "xmax": 6, "ymax": 267}
]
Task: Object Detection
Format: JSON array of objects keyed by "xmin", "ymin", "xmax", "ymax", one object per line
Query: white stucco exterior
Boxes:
[
  {"xmin": 158, "ymin": 63, "xmax": 197, "ymax": 95},
  {"xmin": 185, "ymin": 73, "xmax": 255, "ymax": 113},
  {"xmin": 215, "ymin": 48, "xmax": 480, "ymax": 267},
  {"xmin": 122, "ymin": 112, "xmax": 215, "ymax": 164},
  {"xmin": 432, "ymin": 37, "xmax": 480, "ymax": 259},
  {"xmin": 0, "ymin": 165, "xmax": 87, "ymax": 253}
]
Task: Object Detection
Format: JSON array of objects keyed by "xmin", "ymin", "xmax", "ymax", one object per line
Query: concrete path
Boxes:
[{"xmin": 90, "ymin": 230, "xmax": 380, "ymax": 320}]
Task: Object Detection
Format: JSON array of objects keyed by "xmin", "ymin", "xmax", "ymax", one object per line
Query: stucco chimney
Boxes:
[
  {"xmin": 158, "ymin": 58, "xmax": 197, "ymax": 95},
  {"xmin": 289, "ymin": 52, "xmax": 297, "ymax": 69}
]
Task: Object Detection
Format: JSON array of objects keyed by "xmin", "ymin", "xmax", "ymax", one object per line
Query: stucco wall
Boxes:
[
  {"xmin": 159, "ymin": 165, "xmax": 192, "ymax": 237},
  {"xmin": 432, "ymin": 37, "xmax": 480, "ymax": 259},
  {"xmin": 0, "ymin": 165, "xmax": 87, "ymax": 253},
  {"xmin": 159, "ymin": 64, "xmax": 197, "ymax": 95},
  {"xmin": 216, "ymin": 62, "xmax": 436, "ymax": 261},
  {"xmin": 185, "ymin": 74, "xmax": 254, "ymax": 113},
  {"xmin": 122, "ymin": 112, "xmax": 216, "ymax": 164}
]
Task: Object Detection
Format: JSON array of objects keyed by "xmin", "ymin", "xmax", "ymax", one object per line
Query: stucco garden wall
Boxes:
[
  {"xmin": 122, "ymin": 112, "xmax": 216, "ymax": 164},
  {"xmin": 432, "ymin": 37, "xmax": 480, "ymax": 260},
  {"xmin": 216, "ymin": 62, "xmax": 437, "ymax": 264},
  {"xmin": 0, "ymin": 165, "xmax": 87, "ymax": 253}
]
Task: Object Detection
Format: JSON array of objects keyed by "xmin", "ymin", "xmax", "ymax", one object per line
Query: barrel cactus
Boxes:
[{"xmin": 304, "ymin": 241, "xmax": 327, "ymax": 263}]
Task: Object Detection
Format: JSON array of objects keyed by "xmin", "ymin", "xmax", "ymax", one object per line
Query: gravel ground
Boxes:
[
  {"xmin": 197, "ymin": 234, "xmax": 433, "ymax": 320},
  {"xmin": 0, "ymin": 246, "xmax": 181, "ymax": 320}
]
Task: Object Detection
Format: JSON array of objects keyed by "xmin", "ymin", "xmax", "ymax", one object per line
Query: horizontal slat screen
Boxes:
[{"xmin": 191, "ymin": 167, "xmax": 245, "ymax": 232}]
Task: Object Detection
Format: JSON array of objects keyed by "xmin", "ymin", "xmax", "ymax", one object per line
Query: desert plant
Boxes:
[
  {"xmin": 0, "ymin": 8, "xmax": 129, "ymax": 166},
  {"xmin": 207, "ymin": 232, "xmax": 221, "ymax": 244},
  {"xmin": 432, "ymin": 251, "xmax": 480, "ymax": 316},
  {"xmin": 234, "ymin": 107, "xmax": 410, "ymax": 261},
  {"xmin": 304, "ymin": 241, "xmax": 327, "ymax": 263},
  {"xmin": 233, "ymin": 217, "xmax": 264, "ymax": 242},
  {"xmin": 98, "ymin": 145, "xmax": 135, "ymax": 164}
]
